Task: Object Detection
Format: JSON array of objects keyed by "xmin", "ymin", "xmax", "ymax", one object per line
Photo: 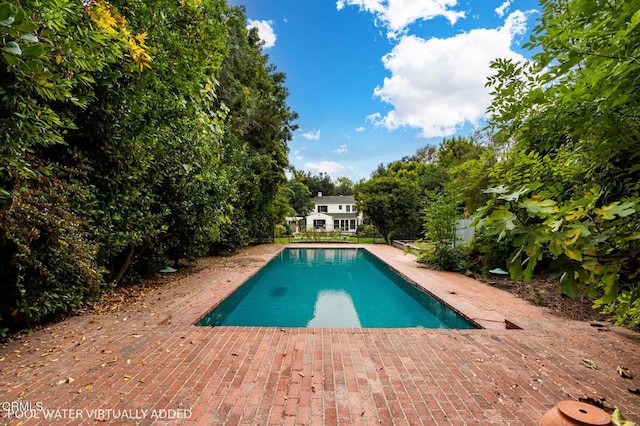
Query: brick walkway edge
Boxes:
[{"xmin": 1, "ymin": 243, "xmax": 638, "ymax": 425}]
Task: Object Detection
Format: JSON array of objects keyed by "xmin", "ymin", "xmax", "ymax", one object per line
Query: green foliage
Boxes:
[
  {"xmin": 0, "ymin": 0, "xmax": 296, "ymax": 331},
  {"xmin": 422, "ymin": 191, "xmax": 459, "ymax": 246},
  {"xmin": 301, "ymin": 171, "xmax": 336, "ymax": 197},
  {"xmin": 356, "ymin": 224, "xmax": 379, "ymax": 237},
  {"xmin": 482, "ymin": 0, "xmax": 640, "ymax": 327},
  {"xmin": 466, "ymin": 226, "xmax": 513, "ymax": 274},
  {"xmin": 436, "ymin": 136, "xmax": 486, "ymax": 171},
  {"xmin": 215, "ymin": 9, "xmax": 297, "ymax": 247},
  {"xmin": 354, "ymin": 174, "xmax": 422, "ymax": 243},
  {"xmin": 285, "ymin": 178, "xmax": 314, "ymax": 216},
  {"xmin": 334, "ymin": 177, "xmax": 354, "ymax": 195},
  {"xmin": 0, "ymin": 164, "xmax": 104, "ymax": 327},
  {"xmin": 1, "ymin": 0, "xmax": 133, "ymax": 327},
  {"xmin": 477, "ymin": 185, "xmax": 639, "ymax": 326},
  {"xmin": 274, "ymin": 224, "xmax": 289, "ymax": 238},
  {"xmin": 417, "ymin": 244, "xmax": 471, "ymax": 272}
]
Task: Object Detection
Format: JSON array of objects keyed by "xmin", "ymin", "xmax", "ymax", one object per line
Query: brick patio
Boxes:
[{"xmin": 1, "ymin": 244, "xmax": 639, "ymax": 425}]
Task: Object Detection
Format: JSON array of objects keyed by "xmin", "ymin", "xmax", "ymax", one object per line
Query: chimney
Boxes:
[{"xmin": 317, "ymin": 192, "xmax": 322, "ymax": 197}]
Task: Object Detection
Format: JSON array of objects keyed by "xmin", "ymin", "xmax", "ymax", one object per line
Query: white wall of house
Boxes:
[{"xmin": 304, "ymin": 193, "xmax": 363, "ymax": 233}]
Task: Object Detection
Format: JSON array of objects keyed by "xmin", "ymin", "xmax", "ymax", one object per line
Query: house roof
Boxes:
[{"xmin": 312, "ymin": 195, "xmax": 356, "ymax": 204}]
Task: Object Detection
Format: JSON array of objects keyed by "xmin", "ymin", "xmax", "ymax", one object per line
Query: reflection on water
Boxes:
[
  {"xmin": 307, "ymin": 290, "xmax": 361, "ymax": 327},
  {"xmin": 287, "ymin": 248, "xmax": 358, "ymax": 265}
]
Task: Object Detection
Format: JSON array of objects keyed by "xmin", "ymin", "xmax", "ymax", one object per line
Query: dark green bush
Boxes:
[
  {"xmin": 417, "ymin": 243, "xmax": 471, "ymax": 272},
  {"xmin": 356, "ymin": 224, "xmax": 379, "ymax": 237},
  {"xmin": 0, "ymin": 167, "xmax": 105, "ymax": 329},
  {"xmin": 466, "ymin": 227, "xmax": 513, "ymax": 274}
]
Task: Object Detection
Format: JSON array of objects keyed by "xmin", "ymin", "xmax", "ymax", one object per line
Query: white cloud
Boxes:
[
  {"xmin": 495, "ymin": 1, "xmax": 511, "ymax": 18},
  {"xmin": 334, "ymin": 144, "xmax": 349, "ymax": 154},
  {"xmin": 301, "ymin": 130, "xmax": 321, "ymax": 140},
  {"xmin": 337, "ymin": 0, "xmax": 465, "ymax": 38},
  {"xmin": 370, "ymin": 10, "xmax": 530, "ymax": 138},
  {"xmin": 355, "ymin": 126, "xmax": 366, "ymax": 132},
  {"xmin": 293, "ymin": 150, "xmax": 303, "ymax": 161},
  {"xmin": 247, "ymin": 19, "xmax": 276, "ymax": 48},
  {"xmin": 305, "ymin": 161, "xmax": 346, "ymax": 175}
]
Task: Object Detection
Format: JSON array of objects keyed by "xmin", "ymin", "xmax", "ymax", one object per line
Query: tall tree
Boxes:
[
  {"xmin": 354, "ymin": 172, "xmax": 422, "ymax": 242},
  {"xmin": 334, "ymin": 177, "xmax": 354, "ymax": 195},
  {"xmin": 215, "ymin": 8, "xmax": 297, "ymax": 247},
  {"xmin": 285, "ymin": 179, "xmax": 314, "ymax": 217},
  {"xmin": 303, "ymin": 172, "xmax": 335, "ymax": 196},
  {"xmin": 0, "ymin": 0, "xmax": 152, "ymax": 328},
  {"xmin": 0, "ymin": 0, "xmax": 297, "ymax": 331},
  {"xmin": 479, "ymin": 0, "xmax": 640, "ymax": 327}
]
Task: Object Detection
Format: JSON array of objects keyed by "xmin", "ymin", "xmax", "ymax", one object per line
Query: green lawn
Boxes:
[{"xmin": 274, "ymin": 235, "xmax": 383, "ymax": 244}]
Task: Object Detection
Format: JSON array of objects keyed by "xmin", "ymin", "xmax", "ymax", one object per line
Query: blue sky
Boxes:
[{"xmin": 228, "ymin": 0, "xmax": 541, "ymax": 181}]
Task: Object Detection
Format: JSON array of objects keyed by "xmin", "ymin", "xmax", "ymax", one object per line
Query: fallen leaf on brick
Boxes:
[
  {"xmin": 56, "ymin": 377, "xmax": 74, "ymax": 385},
  {"xmin": 582, "ymin": 359, "xmax": 599, "ymax": 370},
  {"xmin": 124, "ymin": 374, "xmax": 131, "ymax": 380},
  {"xmin": 86, "ymin": 384, "xmax": 93, "ymax": 391},
  {"xmin": 611, "ymin": 407, "xmax": 635, "ymax": 426},
  {"xmin": 617, "ymin": 366, "xmax": 633, "ymax": 379}
]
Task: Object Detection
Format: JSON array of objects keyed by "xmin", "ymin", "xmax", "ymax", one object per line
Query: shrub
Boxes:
[
  {"xmin": 0, "ymin": 168, "xmax": 105, "ymax": 329},
  {"xmin": 356, "ymin": 224, "xmax": 378, "ymax": 237},
  {"xmin": 274, "ymin": 224, "xmax": 289, "ymax": 238},
  {"xmin": 466, "ymin": 227, "xmax": 513, "ymax": 274},
  {"xmin": 417, "ymin": 243, "xmax": 471, "ymax": 272}
]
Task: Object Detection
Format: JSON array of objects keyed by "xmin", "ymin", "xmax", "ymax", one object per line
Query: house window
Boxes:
[
  {"xmin": 339, "ymin": 205, "xmax": 342, "ymax": 210},
  {"xmin": 346, "ymin": 205, "xmax": 351, "ymax": 212},
  {"xmin": 318, "ymin": 205, "xmax": 328, "ymax": 213},
  {"xmin": 350, "ymin": 220, "xmax": 356, "ymax": 230},
  {"xmin": 334, "ymin": 220, "xmax": 340, "ymax": 230},
  {"xmin": 313, "ymin": 219, "xmax": 326, "ymax": 229}
]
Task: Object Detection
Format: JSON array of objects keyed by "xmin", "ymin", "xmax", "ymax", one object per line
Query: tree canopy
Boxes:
[
  {"xmin": 0, "ymin": 0, "xmax": 296, "ymax": 332},
  {"xmin": 477, "ymin": 0, "xmax": 640, "ymax": 327}
]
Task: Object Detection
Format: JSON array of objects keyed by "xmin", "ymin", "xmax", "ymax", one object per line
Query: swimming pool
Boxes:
[{"xmin": 197, "ymin": 248, "xmax": 477, "ymax": 329}]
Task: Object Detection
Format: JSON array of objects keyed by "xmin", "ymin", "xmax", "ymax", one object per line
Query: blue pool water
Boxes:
[{"xmin": 197, "ymin": 248, "xmax": 476, "ymax": 329}]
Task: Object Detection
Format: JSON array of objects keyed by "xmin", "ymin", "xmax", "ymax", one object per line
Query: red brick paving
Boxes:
[{"xmin": 1, "ymin": 243, "xmax": 639, "ymax": 425}]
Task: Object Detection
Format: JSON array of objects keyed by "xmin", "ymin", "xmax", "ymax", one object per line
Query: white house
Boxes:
[{"xmin": 304, "ymin": 193, "xmax": 363, "ymax": 233}]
